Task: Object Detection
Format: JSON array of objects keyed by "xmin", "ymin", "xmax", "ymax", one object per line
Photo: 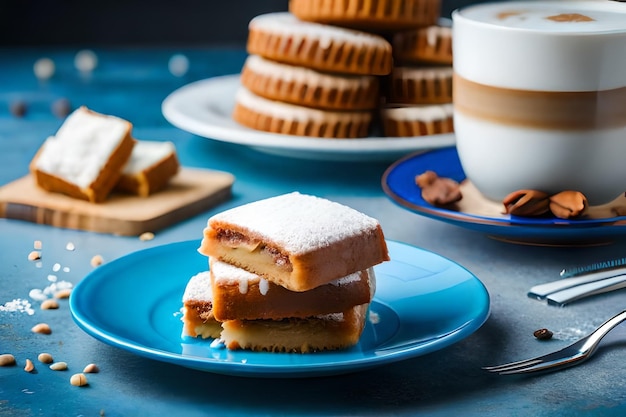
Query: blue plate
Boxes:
[
  {"xmin": 70, "ymin": 239, "xmax": 490, "ymax": 378},
  {"xmin": 383, "ymin": 147, "xmax": 626, "ymax": 245}
]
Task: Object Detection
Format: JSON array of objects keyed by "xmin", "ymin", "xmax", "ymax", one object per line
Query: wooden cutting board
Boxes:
[{"xmin": 0, "ymin": 168, "xmax": 234, "ymax": 236}]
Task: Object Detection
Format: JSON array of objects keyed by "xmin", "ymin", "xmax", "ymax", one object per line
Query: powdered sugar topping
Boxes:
[
  {"xmin": 123, "ymin": 141, "xmax": 176, "ymax": 174},
  {"xmin": 182, "ymin": 271, "xmax": 213, "ymax": 302},
  {"xmin": 34, "ymin": 106, "xmax": 131, "ymax": 189},
  {"xmin": 250, "ymin": 12, "xmax": 390, "ymax": 47},
  {"xmin": 244, "ymin": 55, "xmax": 375, "ymax": 88},
  {"xmin": 208, "ymin": 192, "xmax": 381, "ymax": 255}
]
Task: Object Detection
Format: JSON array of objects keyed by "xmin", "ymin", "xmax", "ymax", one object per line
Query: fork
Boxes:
[{"xmin": 483, "ymin": 310, "xmax": 626, "ymax": 375}]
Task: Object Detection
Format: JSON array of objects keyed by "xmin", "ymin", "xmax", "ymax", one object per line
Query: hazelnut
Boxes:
[
  {"xmin": 502, "ymin": 190, "xmax": 550, "ymax": 216},
  {"xmin": 549, "ymin": 191, "xmax": 588, "ymax": 219}
]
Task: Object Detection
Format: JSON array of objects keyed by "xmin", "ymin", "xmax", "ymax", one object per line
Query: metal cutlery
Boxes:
[
  {"xmin": 528, "ymin": 261, "xmax": 626, "ymax": 306},
  {"xmin": 484, "ymin": 310, "xmax": 626, "ymax": 375}
]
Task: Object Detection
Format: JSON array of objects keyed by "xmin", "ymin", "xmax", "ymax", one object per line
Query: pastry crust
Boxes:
[
  {"xmin": 246, "ymin": 12, "xmax": 392, "ymax": 76},
  {"xmin": 210, "ymin": 259, "xmax": 375, "ymax": 321},
  {"xmin": 221, "ymin": 303, "xmax": 369, "ymax": 353},
  {"xmin": 240, "ymin": 55, "xmax": 380, "ymax": 111},
  {"xmin": 199, "ymin": 192, "xmax": 389, "ymax": 292},
  {"xmin": 289, "ymin": 0, "xmax": 441, "ymax": 31}
]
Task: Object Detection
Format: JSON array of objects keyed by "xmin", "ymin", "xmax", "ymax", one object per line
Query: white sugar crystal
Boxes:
[
  {"xmin": 28, "ymin": 289, "xmax": 47, "ymax": 301},
  {"xmin": 0, "ymin": 299, "xmax": 35, "ymax": 315}
]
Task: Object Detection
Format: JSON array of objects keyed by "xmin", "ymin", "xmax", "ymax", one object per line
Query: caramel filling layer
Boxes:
[
  {"xmin": 453, "ymin": 74, "xmax": 626, "ymax": 130},
  {"xmin": 216, "ymin": 229, "xmax": 292, "ymax": 271}
]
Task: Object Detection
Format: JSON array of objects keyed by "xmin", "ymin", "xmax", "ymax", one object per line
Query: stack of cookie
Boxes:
[
  {"xmin": 233, "ymin": 0, "xmax": 454, "ymax": 139},
  {"xmin": 382, "ymin": 23, "xmax": 454, "ymax": 136},
  {"xmin": 182, "ymin": 192, "xmax": 390, "ymax": 352},
  {"xmin": 233, "ymin": 12, "xmax": 393, "ymax": 139}
]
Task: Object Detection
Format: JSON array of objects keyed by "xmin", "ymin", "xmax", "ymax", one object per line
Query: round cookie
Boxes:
[
  {"xmin": 385, "ymin": 66, "xmax": 453, "ymax": 105},
  {"xmin": 380, "ymin": 104, "xmax": 453, "ymax": 137},
  {"xmin": 289, "ymin": 0, "xmax": 441, "ymax": 31},
  {"xmin": 393, "ymin": 25, "xmax": 453, "ymax": 65},
  {"xmin": 247, "ymin": 12, "xmax": 393, "ymax": 76},
  {"xmin": 233, "ymin": 87, "xmax": 373, "ymax": 139},
  {"xmin": 240, "ymin": 55, "xmax": 380, "ymax": 110}
]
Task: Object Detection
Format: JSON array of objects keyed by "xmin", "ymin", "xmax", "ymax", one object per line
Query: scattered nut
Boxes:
[
  {"xmin": 54, "ymin": 288, "xmax": 72, "ymax": 299},
  {"xmin": 28, "ymin": 251, "xmax": 41, "ymax": 261},
  {"xmin": 533, "ymin": 328, "xmax": 554, "ymax": 340},
  {"xmin": 31, "ymin": 323, "xmax": 51, "ymax": 334},
  {"xmin": 40, "ymin": 299, "xmax": 59, "ymax": 310},
  {"xmin": 49, "ymin": 361, "xmax": 68, "ymax": 371},
  {"xmin": 415, "ymin": 170, "xmax": 439, "ymax": 188},
  {"xmin": 33, "ymin": 240, "xmax": 42, "ymax": 250},
  {"xmin": 83, "ymin": 363, "xmax": 99, "ymax": 373},
  {"xmin": 415, "ymin": 171, "xmax": 462, "ymax": 206},
  {"xmin": 90, "ymin": 255, "xmax": 104, "ymax": 267},
  {"xmin": 70, "ymin": 373, "xmax": 88, "ymax": 387},
  {"xmin": 139, "ymin": 232, "xmax": 155, "ymax": 241},
  {"xmin": 0, "ymin": 354, "xmax": 16, "ymax": 366},
  {"xmin": 24, "ymin": 359, "xmax": 35, "ymax": 372},
  {"xmin": 502, "ymin": 190, "xmax": 550, "ymax": 216},
  {"xmin": 38, "ymin": 353, "xmax": 53, "ymax": 363},
  {"xmin": 549, "ymin": 191, "xmax": 588, "ymax": 219}
]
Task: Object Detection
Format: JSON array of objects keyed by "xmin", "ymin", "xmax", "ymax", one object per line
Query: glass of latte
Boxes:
[{"xmin": 453, "ymin": 0, "xmax": 626, "ymax": 205}]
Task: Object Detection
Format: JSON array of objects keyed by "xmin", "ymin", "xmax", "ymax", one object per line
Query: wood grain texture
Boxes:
[{"xmin": 0, "ymin": 168, "xmax": 234, "ymax": 236}]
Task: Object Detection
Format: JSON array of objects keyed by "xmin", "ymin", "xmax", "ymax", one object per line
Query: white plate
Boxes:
[{"xmin": 161, "ymin": 74, "xmax": 456, "ymax": 162}]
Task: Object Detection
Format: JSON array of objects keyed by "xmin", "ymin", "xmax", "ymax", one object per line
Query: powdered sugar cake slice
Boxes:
[
  {"xmin": 30, "ymin": 106, "xmax": 134, "ymax": 203},
  {"xmin": 115, "ymin": 140, "xmax": 180, "ymax": 197},
  {"xmin": 210, "ymin": 258, "xmax": 375, "ymax": 321},
  {"xmin": 199, "ymin": 192, "xmax": 389, "ymax": 292}
]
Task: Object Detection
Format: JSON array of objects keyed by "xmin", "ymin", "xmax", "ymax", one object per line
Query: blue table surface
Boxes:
[{"xmin": 2, "ymin": 47, "xmax": 626, "ymax": 417}]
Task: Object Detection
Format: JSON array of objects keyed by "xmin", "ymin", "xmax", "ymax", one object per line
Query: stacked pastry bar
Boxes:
[
  {"xmin": 182, "ymin": 192, "xmax": 389, "ymax": 353},
  {"xmin": 233, "ymin": 0, "xmax": 455, "ymax": 139}
]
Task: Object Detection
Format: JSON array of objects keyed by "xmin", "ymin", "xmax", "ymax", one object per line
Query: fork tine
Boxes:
[
  {"xmin": 497, "ymin": 354, "xmax": 588, "ymax": 375},
  {"xmin": 482, "ymin": 358, "xmax": 543, "ymax": 373}
]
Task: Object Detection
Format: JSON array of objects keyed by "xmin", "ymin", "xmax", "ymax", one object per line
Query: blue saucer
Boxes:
[
  {"xmin": 70, "ymin": 239, "xmax": 490, "ymax": 378},
  {"xmin": 382, "ymin": 147, "xmax": 626, "ymax": 245}
]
